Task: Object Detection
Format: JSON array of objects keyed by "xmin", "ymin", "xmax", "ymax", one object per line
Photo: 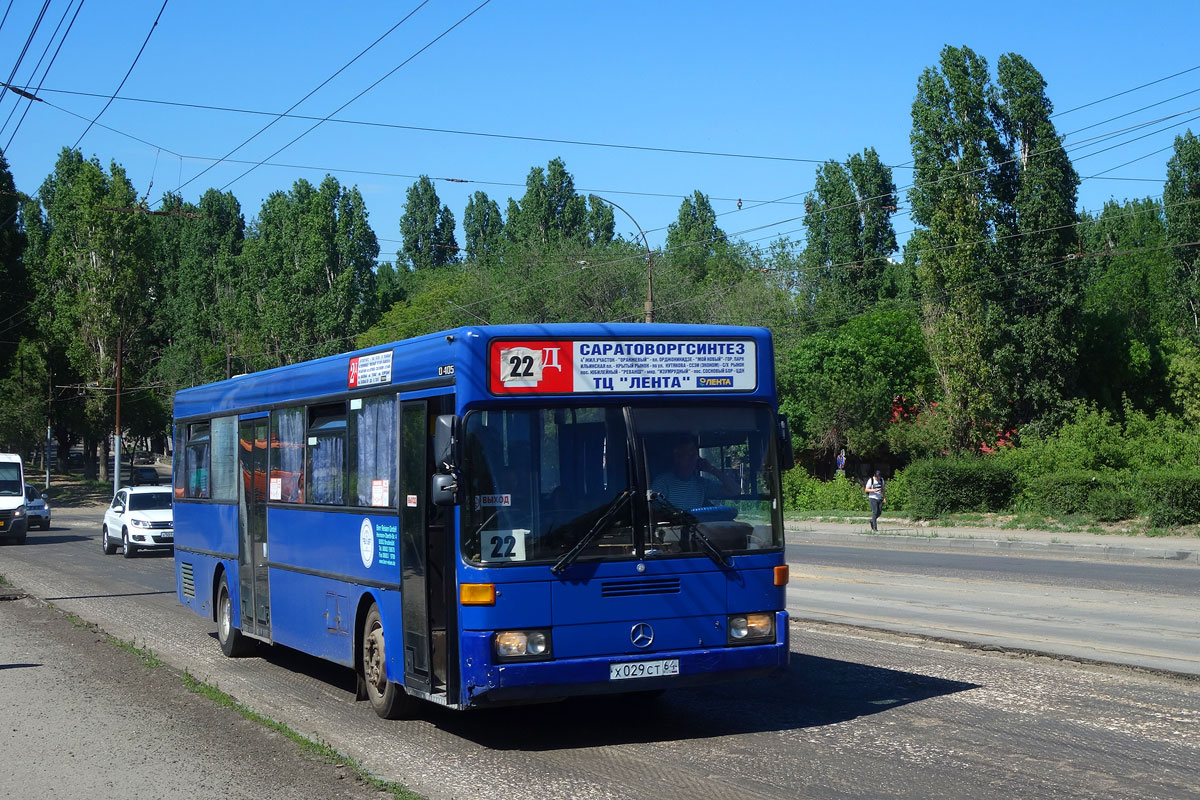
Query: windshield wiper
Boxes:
[
  {"xmin": 551, "ymin": 488, "xmax": 633, "ymax": 575},
  {"xmin": 648, "ymin": 491, "xmax": 732, "ymax": 568}
]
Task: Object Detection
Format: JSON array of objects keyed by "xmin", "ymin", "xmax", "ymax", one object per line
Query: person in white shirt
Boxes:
[{"xmin": 865, "ymin": 470, "xmax": 885, "ymax": 531}]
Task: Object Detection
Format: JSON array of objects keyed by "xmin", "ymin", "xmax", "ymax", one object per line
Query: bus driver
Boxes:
[{"xmin": 651, "ymin": 435, "xmax": 739, "ymax": 511}]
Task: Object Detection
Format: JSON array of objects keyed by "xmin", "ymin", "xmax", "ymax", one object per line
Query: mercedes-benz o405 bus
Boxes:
[{"xmin": 173, "ymin": 323, "xmax": 792, "ymax": 717}]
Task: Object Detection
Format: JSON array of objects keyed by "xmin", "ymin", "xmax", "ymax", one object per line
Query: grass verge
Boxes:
[{"xmin": 181, "ymin": 670, "xmax": 423, "ymax": 800}]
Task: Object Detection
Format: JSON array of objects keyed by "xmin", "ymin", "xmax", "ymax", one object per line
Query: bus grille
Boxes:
[
  {"xmin": 600, "ymin": 578, "xmax": 680, "ymax": 598},
  {"xmin": 181, "ymin": 562, "xmax": 195, "ymax": 598}
]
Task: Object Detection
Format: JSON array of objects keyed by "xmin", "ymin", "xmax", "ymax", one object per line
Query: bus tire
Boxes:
[
  {"xmin": 360, "ymin": 603, "xmax": 417, "ymax": 719},
  {"xmin": 217, "ymin": 574, "xmax": 253, "ymax": 658}
]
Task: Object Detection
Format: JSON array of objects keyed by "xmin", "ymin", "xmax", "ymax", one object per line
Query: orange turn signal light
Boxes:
[
  {"xmin": 773, "ymin": 565, "xmax": 789, "ymax": 586},
  {"xmin": 460, "ymin": 583, "xmax": 496, "ymax": 606}
]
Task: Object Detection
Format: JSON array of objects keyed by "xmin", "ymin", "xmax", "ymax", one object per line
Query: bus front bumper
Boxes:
[{"xmin": 459, "ymin": 611, "xmax": 790, "ymax": 706}]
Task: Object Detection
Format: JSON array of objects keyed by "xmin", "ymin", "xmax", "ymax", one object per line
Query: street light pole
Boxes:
[{"xmin": 589, "ymin": 194, "xmax": 654, "ymax": 323}]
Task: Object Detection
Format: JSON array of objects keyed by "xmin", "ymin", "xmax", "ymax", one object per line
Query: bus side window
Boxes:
[
  {"xmin": 349, "ymin": 395, "xmax": 397, "ymax": 508},
  {"xmin": 185, "ymin": 422, "xmax": 211, "ymax": 499},
  {"xmin": 270, "ymin": 407, "xmax": 305, "ymax": 503},
  {"xmin": 307, "ymin": 403, "xmax": 347, "ymax": 506}
]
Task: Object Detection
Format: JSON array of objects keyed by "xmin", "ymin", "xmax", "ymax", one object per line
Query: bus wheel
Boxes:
[
  {"xmin": 217, "ymin": 575, "xmax": 253, "ymax": 658},
  {"xmin": 361, "ymin": 603, "xmax": 417, "ymax": 719}
]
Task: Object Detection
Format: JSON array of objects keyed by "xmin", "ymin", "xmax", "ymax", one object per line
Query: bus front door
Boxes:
[
  {"xmin": 400, "ymin": 397, "xmax": 453, "ymax": 698},
  {"xmin": 238, "ymin": 418, "xmax": 271, "ymax": 640}
]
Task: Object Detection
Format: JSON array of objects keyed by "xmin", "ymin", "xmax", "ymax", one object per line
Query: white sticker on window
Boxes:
[
  {"xmin": 480, "ymin": 529, "xmax": 528, "ymax": 563},
  {"xmin": 269, "ymin": 477, "xmax": 282, "ymax": 501},
  {"xmin": 474, "ymin": 493, "xmax": 511, "ymax": 510},
  {"xmin": 371, "ymin": 480, "xmax": 388, "ymax": 507}
]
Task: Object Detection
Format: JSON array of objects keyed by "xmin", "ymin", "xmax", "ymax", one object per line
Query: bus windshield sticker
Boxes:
[
  {"xmin": 348, "ymin": 351, "xmax": 392, "ymax": 389},
  {"xmin": 489, "ymin": 339, "xmax": 757, "ymax": 394},
  {"xmin": 475, "ymin": 493, "xmax": 511, "ymax": 510},
  {"xmin": 480, "ymin": 528, "xmax": 528, "ymax": 563}
]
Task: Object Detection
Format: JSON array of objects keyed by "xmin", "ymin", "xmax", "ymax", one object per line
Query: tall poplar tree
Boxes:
[
  {"xmin": 907, "ymin": 45, "xmax": 1011, "ymax": 451},
  {"xmin": 504, "ymin": 158, "xmax": 588, "ymax": 247},
  {"xmin": 992, "ymin": 53, "xmax": 1082, "ymax": 430},
  {"xmin": 1164, "ymin": 130, "xmax": 1200, "ymax": 337},
  {"xmin": 664, "ymin": 190, "xmax": 727, "ymax": 277},
  {"xmin": 25, "ymin": 149, "xmax": 156, "ymax": 477},
  {"xmin": 462, "ymin": 190, "xmax": 503, "ymax": 266},
  {"xmin": 400, "ymin": 176, "xmax": 458, "ymax": 271}
]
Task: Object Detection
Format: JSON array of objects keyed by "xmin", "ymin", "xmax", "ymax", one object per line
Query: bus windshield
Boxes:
[{"xmin": 461, "ymin": 405, "xmax": 783, "ymax": 566}]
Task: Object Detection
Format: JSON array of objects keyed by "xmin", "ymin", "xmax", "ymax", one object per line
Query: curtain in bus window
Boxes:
[
  {"xmin": 185, "ymin": 440, "xmax": 210, "ymax": 499},
  {"xmin": 309, "ymin": 435, "xmax": 345, "ymax": 505},
  {"xmin": 271, "ymin": 407, "xmax": 304, "ymax": 503},
  {"xmin": 351, "ymin": 395, "xmax": 397, "ymax": 507},
  {"xmin": 172, "ymin": 423, "xmax": 185, "ymax": 498},
  {"xmin": 210, "ymin": 417, "xmax": 238, "ymax": 501}
]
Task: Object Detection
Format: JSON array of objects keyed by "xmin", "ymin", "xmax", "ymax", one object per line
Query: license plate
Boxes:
[{"xmin": 609, "ymin": 659, "xmax": 680, "ymax": 680}]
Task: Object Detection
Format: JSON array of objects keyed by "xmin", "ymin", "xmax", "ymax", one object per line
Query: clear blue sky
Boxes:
[{"xmin": 2, "ymin": 0, "xmax": 1198, "ymax": 263}]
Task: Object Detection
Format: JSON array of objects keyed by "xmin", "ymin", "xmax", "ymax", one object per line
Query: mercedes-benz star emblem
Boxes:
[{"xmin": 630, "ymin": 623, "xmax": 654, "ymax": 648}]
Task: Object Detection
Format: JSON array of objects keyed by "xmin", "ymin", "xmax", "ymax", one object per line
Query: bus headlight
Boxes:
[
  {"xmin": 494, "ymin": 629, "xmax": 552, "ymax": 661},
  {"xmin": 727, "ymin": 613, "xmax": 774, "ymax": 644}
]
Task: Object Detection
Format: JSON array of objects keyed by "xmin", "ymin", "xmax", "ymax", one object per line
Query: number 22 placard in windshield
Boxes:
[{"xmin": 490, "ymin": 341, "xmax": 574, "ymax": 393}]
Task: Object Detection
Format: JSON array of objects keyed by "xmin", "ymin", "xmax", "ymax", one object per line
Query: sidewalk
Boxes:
[{"xmin": 785, "ymin": 518, "xmax": 1200, "ymax": 566}]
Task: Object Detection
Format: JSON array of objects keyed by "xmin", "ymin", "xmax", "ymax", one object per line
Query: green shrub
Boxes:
[
  {"xmin": 780, "ymin": 468, "xmax": 819, "ymax": 511},
  {"xmin": 905, "ymin": 457, "xmax": 1016, "ymax": 519},
  {"xmin": 780, "ymin": 470, "xmax": 868, "ymax": 512},
  {"xmin": 883, "ymin": 468, "xmax": 909, "ymax": 512},
  {"xmin": 1026, "ymin": 471, "xmax": 1115, "ymax": 515},
  {"xmin": 1137, "ymin": 469, "xmax": 1200, "ymax": 528},
  {"xmin": 813, "ymin": 475, "xmax": 869, "ymax": 512},
  {"xmin": 1086, "ymin": 487, "xmax": 1139, "ymax": 522}
]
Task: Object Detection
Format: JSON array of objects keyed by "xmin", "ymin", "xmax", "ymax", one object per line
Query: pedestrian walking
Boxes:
[{"xmin": 865, "ymin": 470, "xmax": 885, "ymax": 531}]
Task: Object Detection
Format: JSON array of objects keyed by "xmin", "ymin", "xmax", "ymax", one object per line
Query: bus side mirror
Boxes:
[
  {"xmin": 432, "ymin": 414, "xmax": 461, "ymax": 506},
  {"xmin": 777, "ymin": 414, "xmax": 795, "ymax": 471},
  {"xmin": 433, "ymin": 414, "xmax": 460, "ymax": 473},
  {"xmin": 431, "ymin": 473, "xmax": 458, "ymax": 507}
]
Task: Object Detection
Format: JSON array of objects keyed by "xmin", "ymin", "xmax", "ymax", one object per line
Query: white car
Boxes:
[
  {"xmin": 24, "ymin": 484, "xmax": 50, "ymax": 530},
  {"xmin": 101, "ymin": 486, "xmax": 174, "ymax": 558}
]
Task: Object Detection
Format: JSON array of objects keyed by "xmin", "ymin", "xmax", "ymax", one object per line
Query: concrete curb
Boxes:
[{"xmin": 786, "ymin": 527, "xmax": 1200, "ymax": 566}]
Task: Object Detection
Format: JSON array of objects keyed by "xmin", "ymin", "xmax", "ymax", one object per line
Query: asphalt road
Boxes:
[{"xmin": 2, "ymin": 507, "xmax": 1199, "ymax": 799}]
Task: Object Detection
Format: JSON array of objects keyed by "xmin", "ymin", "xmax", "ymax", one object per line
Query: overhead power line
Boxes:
[
  {"xmin": 216, "ymin": 0, "xmax": 494, "ymax": 194},
  {"xmin": 170, "ymin": 0, "xmax": 432, "ymax": 197},
  {"xmin": 2, "ymin": 0, "xmax": 85, "ymax": 152},
  {"xmin": 72, "ymin": 0, "xmax": 167, "ymax": 149}
]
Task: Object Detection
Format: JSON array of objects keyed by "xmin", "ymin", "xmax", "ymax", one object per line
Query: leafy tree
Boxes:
[
  {"xmin": 399, "ymin": 176, "xmax": 458, "ymax": 270},
  {"xmin": 462, "ymin": 190, "xmax": 504, "ymax": 266},
  {"xmin": 1164, "ymin": 130, "xmax": 1200, "ymax": 337},
  {"xmin": 1077, "ymin": 199, "xmax": 1174, "ymax": 412},
  {"xmin": 991, "ymin": 53, "xmax": 1082, "ymax": 431},
  {"xmin": 374, "ymin": 260, "xmax": 404, "ymax": 313},
  {"xmin": 156, "ymin": 189, "xmax": 246, "ymax": 387},
  {"xmin": 801, "ymin": 150, "xmax": 898, "ymax": 319},
  {"xmin": 907, "ymin": 45, "xmax": 1012, "ymax": 451},
  {"xmin": 240, "ymin": 176, "xmax": 379, "ymax": 368},
  {"xmin": 25, "ymin": 149, "xmax": 156, "ymax": 478},
  {"xmin": 664, "ymin": 190, "xmax": 727, "ymax": 277},
  {"xmin": 0, "ymin": 339, "xmax": 47, "ymax": 454},
  {"xmin": 0, "ymin": 149, "xmax": 28, "ymax": 372},
  {"xmin": 504, "ymin": 158, "xmax": 588, "ymax": 247},
  {"xmin": 777, "ymin": 304, "xmax": 937, "ymax": 460}
]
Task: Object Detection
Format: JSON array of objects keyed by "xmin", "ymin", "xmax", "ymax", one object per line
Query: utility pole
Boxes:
[
  {"xmin": 113, "ymin": 336, "xmax": 122, "ymax": 497},
  {"xmin": 45, "ymin": 367, "xmax": 51, "ymax": 489},
  {"xmin": 589, "ymin": 194, "xmax": 654, "ymax": 323}
]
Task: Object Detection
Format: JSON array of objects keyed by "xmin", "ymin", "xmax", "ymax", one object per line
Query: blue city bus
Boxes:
[{"xmin": 173, "ymin": 323, "xmax": 792, "ymax": 717}]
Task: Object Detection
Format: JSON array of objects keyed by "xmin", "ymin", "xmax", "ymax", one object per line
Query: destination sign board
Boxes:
[{"xmin": 488, "ymin": 338, "xmax": 757, "ymax": 394}]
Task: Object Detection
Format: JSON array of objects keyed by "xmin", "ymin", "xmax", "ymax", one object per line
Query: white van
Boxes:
[{"xmin": 0, "ymin": 453, "xmax": 28, "ymax": 544}]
